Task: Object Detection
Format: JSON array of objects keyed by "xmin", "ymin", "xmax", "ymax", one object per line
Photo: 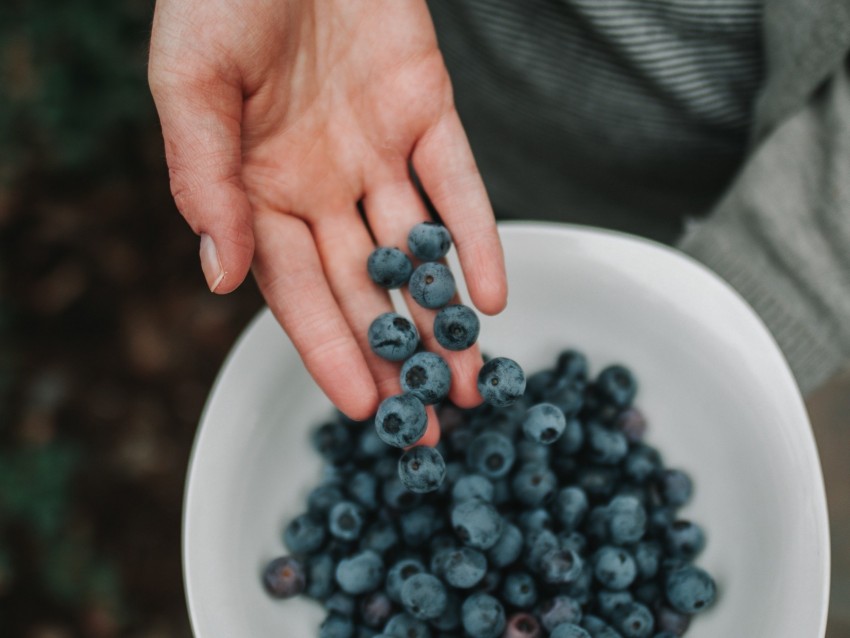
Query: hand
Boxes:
[{"xmin": 148, "ymin": 0, "xmax": 507, "ymax": 426}]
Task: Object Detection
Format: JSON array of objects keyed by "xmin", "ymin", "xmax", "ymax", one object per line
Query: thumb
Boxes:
[{"xmin": 149, "ymin": 69, "xmax": 254, "ymax": 294}]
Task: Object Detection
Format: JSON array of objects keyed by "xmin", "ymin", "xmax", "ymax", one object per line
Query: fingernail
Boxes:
[{"xmin": 199, "ymin": 233, "xmax": 225, "ymax": 292}]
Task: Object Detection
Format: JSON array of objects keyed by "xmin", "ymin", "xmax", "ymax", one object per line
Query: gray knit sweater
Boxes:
[{"xmin": 429, "ymin": 0, "xmax": 850, "ymax": 395}]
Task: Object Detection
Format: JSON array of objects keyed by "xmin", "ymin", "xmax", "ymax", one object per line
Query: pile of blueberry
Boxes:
[{"xmin": 262, "ymin": 223, "xmax": 717, "ymax": 638}]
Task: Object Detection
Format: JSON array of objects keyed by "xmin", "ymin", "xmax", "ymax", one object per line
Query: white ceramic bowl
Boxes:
[{"xmin": 183, "ymin": 222, "xmax": 830, "ymax": 637}]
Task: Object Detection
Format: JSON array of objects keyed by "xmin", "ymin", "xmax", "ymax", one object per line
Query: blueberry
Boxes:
[
  {"xmin": 517, "ymin": 508, "xmax": 553, "ymax": 533},
  {"xmin": 555, "ymin": 416, "xmax": 585, "ymax": 455},
  {"xmin": 596, "ymin": 590, "xmax": 632, "ymax": 619},
  {"xmin": 308, "ymin": 483, "xmax": 345, "ymax": 517},
  {"xmin": 544, "ymin": 378, "xmax": 584, "ymax": 417},
  {"xmin": 401, "ymin": 573, "xmax": 448, "ymax": 620},
  {"xmin": 335, "ymin": 550, "xmax": 384, "ymax": 595},
  {"xmin": 461, "ymin": 593, "xmax": 506, "ymax": 638},
  {"xmin": 655, "ymin": 605, "xmax": 691, "ymax": 634},
  {"xmin": 348, "ymin": 471, "xmax": 379, "ymax": 510},
  {"xmin": 580, "ymin": 614, "xmax": 612, "ymax": 637},
  {"xmin": 523, "ymin": 529, "xmax": 558, "ymax": 572},
  {"xmin": 656, "ymin": 469, "xmax": 693, "ymax": 507},
  {"xmin": 623, "ymin": 445, "xmax": 662, "ymax": 484},
  {"xmin": 632, "ymin": 581, "xmax": 662, "ymax": 607},
  {"xmin": 430, "ymin": 591, "xmax": 463, "ymax": 632},
  {"xmin": 368, "ymin": 313, "xmax": 419, "ymax": 361},
  {"xmin": 400, "ymin": 504, "xmax": 443, "ymax": 547},
  {"xmin": 382, "ymin": 475, "xmax": 422, "ymax": 511},
  {"xmin": 487, "ymin": 522, "xmax": 524, "ymax": 569},
  {"xmin": 664, "ymin": 520, "xmax": 706, "ymax": 560},
  {"xmin": 467, "ymin": 431, "xmax": 516, "ymax": 480},
  {"xmin": 305, "ymin": 552, "xmax": 336, "ymax": 600},
  {"xmin": 552, "ymin": 486, "xmax": 589, "ymax": 532},
  {"xmin": 360, "ymin": 521, "xmax": 399, "ymax": 555},
  {"xmin": 633, "ymin": 541, "xmax": 663, "ymax": 580},
  {"xmin": 409, "ymin": 262, "xmax": 456, "ymax": 309},
  {"xmin": 400, "ymin": 352, "xmax": 452, "ymax": 404},
  {"xmin": 443, "ymin": 546, "xmax": 488, "ymax": 589},
  {"xmin": 262, "ymin": 556, "xmax": 306, "ymax": 598},
  {"xmin": 451, "ymin": 499, "xmax": 504, "ymax": 550},
  {"xmin": 375, "ymin": 394, "xmax": 428, "ymax": 448},
  {"xmin": 554, "ymin": 349, "xmax": 589, "ymax": 384},
  {"xmin": 550, "ymin": 624, "xmax": 591, "ymax": 638},
  {"xmin": 665, "ymin": 565, "xmax": 716, "ymax": 613},
  {"xmin": 357, "ymin": 427, "xmax": 386, "ymax": 460},
  {"xmin": 386, "ymin": 558, "xmax": 426, "ymax": 603},
  {"xmin": 511, "ymin": 464, "xmax": 557, "ymax": 507},
  {"xmin": 284, "ymin": 513, "xmax": 326, "ymax": 555},
  {"xmin": 501, "ymin": 571, "xmax": 538, "ymax": 609},
  {"xmin": 367, "ymin": 247, "xmax": 413, "ymax": 289},
  {"xmin": 504, "ymin": 612, "xmax": 543, "ymax": 637},
  {"xmin": 522, "ymin": 402, "xmax": 566, "ymax": 444},
  {"xmin": 329, "ymin": 501, "xmax": 365, "ymax": 541},
  {"xmin": 408, "ymin": 221, "xmax": 452, "ymax": 261},
  {"xmin": 476, "ymin": 568, "xmax": 504, "ymax": 595},
  {"xmin": 615, "ymin": 408, "xmax": 647, "ymax": 443},
  {"xmin": 652, "ymin": 633, "xmax": 679, "ymax": 638},
  {"xmin": 312, "ymin": 422, "xmax": 354, "ymax": 463},
  {"xmin": 360, "ymin": 591, "xmax": 394, "ymax": 628},
  {"xmin": 478, "ymin": 357, "xmax": 526, "ymax": 407},
  {"xmin": 320, "ymin": 612, "xmax": 355, "ymax": 638},
  {"xmin": 539, "ymin": 548, "xmax": 583, "ymax": 584},
  {"xmin": 326, "ymin": 592, "xmax": 357, "ymax": 617},
  {"xmin": 558, "ymin": 530, "xmax": 588, "ymax": 555},
  {"xmin": 434, "ymin": 304, "xmax": 480, "ymax": 351},
  {"xmin": 526, "ymin": 369, "xmax": 556, "ymax": 401},
  {"xmin": 584, "ymin": 505, "xmax": 612, "ymax": 545},
  {"xmin": 612, "ymin": 602, "xmax": 654, "ymax": 638},
  {"xmin": 398, "ymin": 446, "xmax": 446, "ymax": 493},
  {"xmin": 537, "ymin": 595, "xmax": 583, "ymax": 632},
  {"xmin": 383, "ymin": 613, "xmax": 432, "ymax": 638},
  {"xmin": 516, "ymin": 439, "xmax": 551, "ymax": 465},
  {"xmin": 593, "ymin": 546, "xmax": 637, "ymax": 590},
  {"xmin": 452, "ymin": 474, "xmax": 495, "ymax": 503},
  {"xmin": 586, "ymin": 422, "xmax": 629, "ymax": 465},
  {"xmin": 607, "ymin": 495, "xmax": 647, "ymax": 545},
  {"xmin": 596, "ymin": 364, "xmax": 638, "ymax": 409}
]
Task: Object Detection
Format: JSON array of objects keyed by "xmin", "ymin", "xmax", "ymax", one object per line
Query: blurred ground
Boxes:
[{"xmin": 0, "ymin": 1, "xmax": 847, "ymax": 636}]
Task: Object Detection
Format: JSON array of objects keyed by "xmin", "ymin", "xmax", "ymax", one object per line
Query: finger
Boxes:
[
  {"xmin": 149, "ymin": 66, "xmax": 253, "ymax": 294},
  {"xmin": 363, "ymin": 176, "xmax": 483, "ymax": 409},
  {"xmin": 419, "ymin": 406, "xmax": 441, "ymax": 448},
  {"xmin": 311, "ymin": 212, "xmax": 406, "ymax": 401},
  {"xmin": 412, "ymin": 109, "xmax": 507, "ymax": 315},
  {"xmin": 251, "ymin": 210, "xmax": 379, "ymax": 420}
]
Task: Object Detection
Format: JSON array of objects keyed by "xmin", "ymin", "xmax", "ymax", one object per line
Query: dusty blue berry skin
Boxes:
[
  {"xmin": 656, "ymin": 469, "xmax": 693, "ymax": 507},
  {"xmin": 537, "ymin": 595, "xmax": 583, "ymax": 632},
  {"xmin": 655, "ymin": 606, "xmax": 691, "ymax": 634},
  {"xmin": 451, "ymin": 499, "xmax": 504, "ymax": 550},
  {"xmin": 487, "ymin": 523, "xmax": 524, "ymax": 568},
  {"xmin": 312, "ymin": 422, "xmax": 353, "ymax": 463},
  {"xmin": 594, "ymin": 546, "xmax": 638, "ymax": 590},
  {"xmin": 398, "ymin": 446, "xmax": 447, "ymax": 494},
  {"xmin": 467, "ymin": 431, "xmax": 516, "ymax": 480},
  {"xmin": 523, "ymin": 402, "xmax": 567, "ymax": 444},
  {"xmin": 335, "ymin": 550, "xmax": 385, "ymax": 595},
  {"xmin": 375, "ymin": 394, "xmax": 428, "ymax": 448},
  {"xmin": 326, "ymin": 592, "xmax": 356, "ymax": 617},
  {"xmin": 320, "ymin": 612, "xmax": 355, "ymax": 638},
  {"xmin": 360, "ymin": 521, "xmax": 399, "ymax": 556},
  {"xmin": 665, "ymin": 565, "xmax": 716, "ymax": 613},
  {"xmin": 607, "ymin": 495, "xmax": 647, "ymax": 545},
  {"xmin": 442, "ymin": 546, "xmax": 488, "ymax": 588},
  {"xmin": 348, "ymin": 471, "xmax": 379, "ymax": 510},
  {"xmin": 478, "ymin": 357, "xmax": 526, "ymax": 407},
  {"xmin": 408, "ymin": 221, "xmax": 452, "ymax": 261},
  {"xmin": 597, "ymin": 590, "xmax": 633, "ymax": 619},
  {"xmin": 613, "ymin": 602, "xmax": 655, "ymax": 638},
  {"xmin": 329, "ymin": 501, "xmax": 365, "ymax": 541},
  {"xmin": 540, "ymin": 548, "xmax": 583, "ymax": 584},
  {"xmin": 553, "ymin": 486, "xmax": 589, "ymax": 532},
  {"xmin": 462, "ymin": 593, "xmax": 507, "ymax": 638},
  {"xmin": 586, "ymin": 422, "xmax": 629, "ymax": 465},
  {"xmin": 400, "ymin": 351, "xmax": 452, "ymax": 404},
  {"xmin": 382, "ymin": 475, "xmax": 422, "ymax": 511},
  {"xmin": 409, "ymin": 262, "xmax": 456, "ymax": 309},
  {"xmin": 306, "ymin": 552, "xmax": 336, "ymax": 600},
  {"xmin": 452, "ymin": 474, "xmax": 495, "ymax": 503},
  {"xmin": 360, "ymin": 591, "xmax": 394, "ymax": 629},
  {"xmin": 501, "ymin": 571, "xmax": 538, "ymax": 609},
  {"xmin": 262, "ymin": 556, "xmax": 306, "ymax": 598},
  {"xmin": 512, "ymin": 464, "xmax": 558, "ymax": 507},
  {"xmin": 386, "ymin": 558, "xmax": 426, "ymax": 603},
  {"xmin": 596, "ymin": 364, "xmax": 638, "ymax": 408},
  {"xmin": 524, "ymin": 529, "xmax": 558, "ymax": 572},
  {"xmin": 369, "ymin": 313, "xmax": 419, "ymax": 361},
  {"xmin": 633, "ymin": 541, "xmax": 663, "ymax": 580},
  {"xmin": 550, "ymin": 624, "xmax": 591, "ymax": 638},
  {"xmin": 308, "ymin": 484, "xmax": 345, "ymax": 517},
  {"xmin": 400, "ymin": 504, "xmax": 442, "ymax": 547},
  {"xmin": 283, "ymin": 513, "xmax": 326, "ymax": 555},
  {"xmin": 384, "ymin": 613, "xmax": 431, "ymax": 638},
  {"xmin": 434, "ymin": 304, "xmax": 480, "ymax": 351},
  {"xmin": 545, "ymin": 378, "xmax": 585, "ymax": 417},
  {"xmin": 367, "ymin": 247, "xmax": 413, "ymax": 289},
  {"xmin": 401, "ymin": 573, "xmax": 448, "ymax": 619},
  {"xmin": 623, "ymin": 445, "xmax": 662, "ymax": 484},
  {"xmin": 665, "ymin": 520, "xmax": 706, "ymax": 560}
]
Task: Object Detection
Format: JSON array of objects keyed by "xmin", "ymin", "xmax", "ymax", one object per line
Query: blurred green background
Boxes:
[{"xmin": 0, "ymin": 1, "xmax": 847, "ymax": 637}]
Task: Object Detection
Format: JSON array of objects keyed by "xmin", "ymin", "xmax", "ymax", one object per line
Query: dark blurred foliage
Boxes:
[{"xmin": 0, "ymin": 1, "xmax": 263, "ymax": 636}]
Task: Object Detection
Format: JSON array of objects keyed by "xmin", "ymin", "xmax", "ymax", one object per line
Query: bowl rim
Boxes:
[{"xmin": 182, "ymin": 221, "xmax": 831, "ymax": 637}]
